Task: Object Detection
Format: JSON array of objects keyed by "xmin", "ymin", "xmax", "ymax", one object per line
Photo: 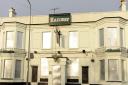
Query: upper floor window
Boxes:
[
  {"xmin": 99, "ymin": 28, "xmax": 124, "ymax": 49},
  {"xmin": 6, "ymin": 31, "xmax": 14, "ymax": 48},
  {"xmin": 69, "ymin": 31, "xmax": 78, "ymax": 48},
  {"xmin": 120, "ymin": 28, "xmax": 124, "ymax": 47},
  {"xmin": 99, "ymin": 29, "xmax": 104, "ymax": 47},
  {"xmin": 0, "ymin": 32, "xmax": 2, "ymax": 49},
  {"xmin": 42, "ymin": 32, "xmax": 52, "ymax": 49},
  {"xmin": 105, "ymin": 28, "xmax": 118, "ymax": 48},
  {"xmin": 17, "ymin": 32, "xmax": 23, "ymax": 49}
]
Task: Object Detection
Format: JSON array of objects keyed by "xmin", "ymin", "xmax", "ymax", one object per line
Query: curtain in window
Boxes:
[
  {"xmin": 42, "ymin": 32, "xmax": 51, "ymax": 49},
  {"xmin": 41, "ymin": 58, "xmax": 48, "ymax": 77},
  {"xmin": 105, "ymin": 28, "xmax": 118, "ymax": 48},
  {"xmin": 3, "ymin": 60, "xmax": 12, "ymax": 78},
  {"xmin": 17, "ymin": 32, "xmax": 23, "ymax": 48},
  {"xmin": 100, "ymin": 60, "xmax": 105, "ymax": 80},
  {"xmin": 69, "ymin": 32, "xmax": 78, "ymax": 48},
  {"xmin": 120, "ymin": 28, "xmax": 124, "ymax": 47},
  {"xmin": 6, "ymin": 32, "xmax": 14, "ymax": 48},
  {"xmin": 108, "ymin": 59, "xmax": 119, "ymax": 81},
  {"xmin": 99, "ymin": 29, "xmax": 104, "ymax": 47},
  {"xmin": 67, "ymin": 58, "xmax": 79, "ymax": 77},
  {"xmin": 15, "ymin": 60, "xmax": 21, "ymax": 78}
]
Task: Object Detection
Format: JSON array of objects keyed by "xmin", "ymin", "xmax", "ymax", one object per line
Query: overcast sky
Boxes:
[{"xmin": 0, "ymin": 0, "xmax": 126, "ymax": 16}]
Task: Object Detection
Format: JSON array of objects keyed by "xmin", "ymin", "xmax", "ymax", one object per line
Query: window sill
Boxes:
[{"xmin": 1, "ymin": 78, "xmax": 13, "ymax": 80}]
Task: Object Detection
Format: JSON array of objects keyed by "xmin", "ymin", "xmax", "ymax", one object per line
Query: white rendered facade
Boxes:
[{"xmin": 0, "ymin": 6, "xmax": 128, "ymax": 85}]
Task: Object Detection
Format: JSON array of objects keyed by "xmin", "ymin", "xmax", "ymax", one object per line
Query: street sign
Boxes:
[{"xmin": 49, "ymin": 13, "xmax": 71, "ymax": 26}]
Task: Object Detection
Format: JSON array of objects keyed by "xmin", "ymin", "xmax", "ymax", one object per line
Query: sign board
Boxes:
[{"xmin": 49, "ymin": 13, "xmax": 71, "ymax": 26}]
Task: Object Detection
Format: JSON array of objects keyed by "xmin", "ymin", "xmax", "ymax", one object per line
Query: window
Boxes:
[
  {"xmin": 6, "ymin": 31, "xmax": 14, "ymax": 48},
  {"xmin": 42, "ymin": 32, "xmax": 52, "ymax": 49},
  {"xmin": 17, "ymin": 32, "xmax": 23, "ymax": 49},
  {"xmin": 106, "ymin": 28, "xmax": 118, "ymax": 48},
  {"xmin": 60, "ymin": 35, "xmax": 65, "ymax": 48},
  {"xmin": 0, "ymin": 60, "xmax": 1, "ymax": 78},
  {"xmin": 122, "ymin": 60, "xmax": 127, "ymax": 81},
  {"xmin": 0, "ymin": 32, "xmax": 2, "ymax": 48},
  {"xmin": 99, "ymin": 28, "xmax": 124, "ymax": 49},
  {"xmin": 120, "ymin": 28, "xmax": 124, "ymax": 47},
  {"xmin": 3, "ymin": 60, "xmax": 12, "ymax": 78},
  {"xmin": 15, "ymin": 60, "xmax": 21, "ymax": 78},
  {"xmin": 69, "ymin": 31, "xmax": 78, "ymax": 48},
  {"xmin": 99, "ymin": 29, "xmax": 104, "ymax": 47},
  {"xmin": 67, "ymin": 58, "xmax": 79, "ymax": 77},
  {"xmin": 100, "ymin": 60, "xmax": 105, "ymax": 80},
  {"xmin": 108, "ymin": 59, "xmax": 119, "ymax": 81},
  {"xmin": 41, "ymin": 58, "xmax": 48, "ymax": 77}
]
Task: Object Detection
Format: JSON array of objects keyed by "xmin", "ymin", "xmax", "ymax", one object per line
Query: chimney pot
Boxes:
[{"xmin": 9, "ymin": 7, "xmax": 16, "ymax": 17}]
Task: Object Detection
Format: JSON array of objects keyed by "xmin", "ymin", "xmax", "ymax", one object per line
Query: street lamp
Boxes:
[{"xmin": 26, "ymin": 0, "xmax": 31, "ymax": 85}]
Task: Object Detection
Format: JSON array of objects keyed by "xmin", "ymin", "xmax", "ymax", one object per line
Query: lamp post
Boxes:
[{"xmin": 26, "ymin": 0, "xmax": 31, "ymax": 85}]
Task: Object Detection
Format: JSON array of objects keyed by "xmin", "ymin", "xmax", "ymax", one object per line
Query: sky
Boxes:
[{"xmin": 0, "ymin": 0, "xmax": 125, "ymax": 17}]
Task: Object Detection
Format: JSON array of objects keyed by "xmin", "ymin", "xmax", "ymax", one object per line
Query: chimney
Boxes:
[
  {"xmin": 9, "ymin": 7, "xmax": 16, "ymax": 17},
  {"xmin": 120, "ymin": 0, "xmax": 127, "ymax": 12}
]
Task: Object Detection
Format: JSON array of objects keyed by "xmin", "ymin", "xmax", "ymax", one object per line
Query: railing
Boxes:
[
  {"xmin": 121, "ymin": 47, "xmax": 128, "ymax": 57},
  {"xmin": 96, "ymin": 47, "xmax": 128, "ymax": 57},
  {"xmin": 0, "ymin": 48, "xmax": 25, "ymax": 53}
]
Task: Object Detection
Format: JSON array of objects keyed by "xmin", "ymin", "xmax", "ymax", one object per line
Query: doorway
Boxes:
[
  {"xmin": 82, "ymin": 66, "xmax": 89, "ymax": 84},
  {"xmin": 52, "ymin": 65, "xmax": 61, "ymax": 85}
]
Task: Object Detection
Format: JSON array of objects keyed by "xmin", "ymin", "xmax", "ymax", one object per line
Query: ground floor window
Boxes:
[
  {"xmin": 100, "ymin": 60, "xmax": 105, "ymax": 80},
  {"xmin": 15, "ymin": 60, "xmax": 21, "ymax": 78},
  {"xmin": 108, "ymin": 59, "xmax": 119, "ymax": 81},
  {"xmin": 99, "ymin": 59, "xmax": 126, "ymax": 81},
  {"xmin": 3, "ymin": 59, "xmax": 13, "ymax": 79},
  {"xmin": 67, "ymin": 58, "xmax": 79, "ymax": 78},
  {"xmin": 0, "ymin": 60, "xmax": 2, "ymax": 78},
  {"xmin": 40, "ymin": 58, "xmax": 49, "ymax": 82},
  {"xmin": 0, "ymin": 59, "xmax": 22, "ymax": 79}
]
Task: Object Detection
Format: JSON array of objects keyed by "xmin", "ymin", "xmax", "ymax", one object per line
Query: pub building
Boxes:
[{"xmin": 0, "ymin": 0, "xmax": 128, "ymax": 85}]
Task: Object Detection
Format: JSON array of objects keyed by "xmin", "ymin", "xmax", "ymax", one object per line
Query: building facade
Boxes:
[{"xmin": 0, "ymin": 1, "xmax": 128, "ymax": 85}]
